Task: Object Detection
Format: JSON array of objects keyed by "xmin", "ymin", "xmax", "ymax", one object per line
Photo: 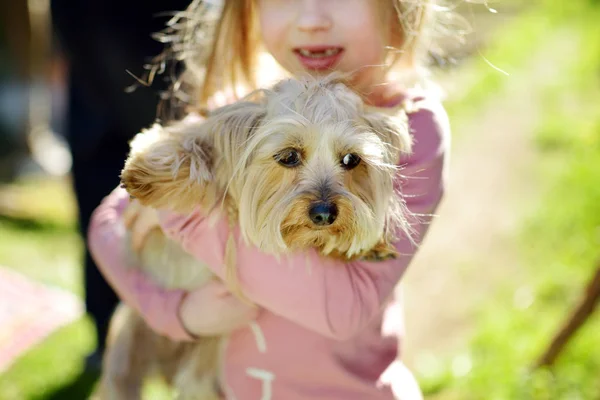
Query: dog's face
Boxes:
[
  {"xmin": 121, "ymin": 75, "xmax": 412, "ymax": 258},
  {"xmin": 229, "ymin": 77, "xmax": 413, "ymax": 257}
]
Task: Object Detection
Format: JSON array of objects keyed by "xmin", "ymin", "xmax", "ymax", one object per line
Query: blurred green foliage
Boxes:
[{"xmin": 418, "ymin": 1, "xmax": 600, "ymax": 399}]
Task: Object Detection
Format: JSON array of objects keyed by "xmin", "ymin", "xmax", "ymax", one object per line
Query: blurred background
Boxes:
[{"xmin": 0, "ymin": 0, "xmax": 599, "ymax": 399}]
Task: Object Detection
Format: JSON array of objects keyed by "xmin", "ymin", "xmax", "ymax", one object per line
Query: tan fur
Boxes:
[
  {"xmin": 100, "ymin": 74, "xmax": 414, "ymax": 399},
  {"xmin": 95, "ymin": 304, "xmax": 221, "ymax": 400}
]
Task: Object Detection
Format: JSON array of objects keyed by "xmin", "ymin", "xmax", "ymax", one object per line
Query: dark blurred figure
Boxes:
[
  {"xmin": 0, "ymin": 1, "xmax": 33, "ymax": 181},
  {"xmin": 50, "ymin": 0, "xmax": 191, "ymax": 368}
]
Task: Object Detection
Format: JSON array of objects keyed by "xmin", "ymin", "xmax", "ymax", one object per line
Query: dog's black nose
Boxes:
[{"xmin": 309, "ymin": 202, "xmax": 338, "ymax": 226}]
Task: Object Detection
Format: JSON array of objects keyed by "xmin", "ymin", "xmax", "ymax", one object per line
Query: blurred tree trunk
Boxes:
[
  {"xmin": 535, "ymin": 264, "xmax": 600, "ymax": 368},
  {"xmin": 0, "ymin": 0, "xmax": 32, "ymax": 81}
]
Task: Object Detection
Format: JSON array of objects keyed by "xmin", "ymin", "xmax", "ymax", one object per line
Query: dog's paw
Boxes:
[{"xmin": 361, "ymin": 241, "xmax": 398, "ymax": 262}]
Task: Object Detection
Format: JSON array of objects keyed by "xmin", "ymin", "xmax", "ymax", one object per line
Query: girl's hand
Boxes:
[
  {"xmin": 123, "ymin": 199, "xmax": 161, "ymax": 253},
  {"xmin": 88, "ymin": 186, "xmax": 258, "ymax": 341},
  {"xmin": 180, "ymin": 280, "xmax": 260, "ymax": 336}
]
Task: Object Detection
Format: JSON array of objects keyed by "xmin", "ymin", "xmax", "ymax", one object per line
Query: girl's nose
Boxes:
[{"xmin": 296, "ymin": 0, "xmax": 332, "ymax": 32}]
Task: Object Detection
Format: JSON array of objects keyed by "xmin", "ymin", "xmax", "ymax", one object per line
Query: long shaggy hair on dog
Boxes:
[
  {"xmin": 97, "ymin": 73, "xmax": 415, "ymax": 400},
  {"xmin": 122, "ymin": 73, "xmax": 414, "ymax": 261}
]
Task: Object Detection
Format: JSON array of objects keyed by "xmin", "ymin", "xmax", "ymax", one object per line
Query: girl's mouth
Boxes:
[{"xmin": 294, "ymin": 47, "xmax": 344, "ymax": 71}]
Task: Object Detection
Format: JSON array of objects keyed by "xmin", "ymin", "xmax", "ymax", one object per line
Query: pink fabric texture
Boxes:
[{"xmin": 88, "ymin": 93, "xmax": 450, "ymax": 399}]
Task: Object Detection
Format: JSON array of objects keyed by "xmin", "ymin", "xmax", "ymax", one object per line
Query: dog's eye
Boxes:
[
  {"xmin": 341, "ymin": 153, "xmax": 361, "ymax": 170},
  {"xmin": 276, "ymin": 148, "xmax": 301, "ymax": 167}
]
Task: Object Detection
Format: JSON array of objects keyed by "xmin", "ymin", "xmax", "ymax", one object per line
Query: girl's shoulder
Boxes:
[
  {"xmin": 407, "ymin": 88, "xmax": 450, "ymax": 141},
  {"xmin": 381, "ymin": 86, "xmax": 451, "ymax": 159},
  {"xmin": 408, "ymin": 92, "xmax": 451, "ymax": 165}
]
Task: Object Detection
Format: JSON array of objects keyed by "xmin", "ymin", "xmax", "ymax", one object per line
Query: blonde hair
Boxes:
[{"xmin": 146, "ymin": 0, "xmax": 465, "ymax": 117}]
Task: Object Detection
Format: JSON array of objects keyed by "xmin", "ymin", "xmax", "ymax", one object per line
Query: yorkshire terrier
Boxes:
[{"xmin": 97, "ymin": 74, "xmax": 414, "ymax": 399}]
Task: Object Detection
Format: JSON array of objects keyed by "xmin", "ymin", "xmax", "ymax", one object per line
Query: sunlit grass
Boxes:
[
  {"xmin": 0, "ymin": 176, "xmax": 172, "ymax": 398},
  {"xmin": 418, "ymin": 4, "xmax": 600, "ymax": 398}
]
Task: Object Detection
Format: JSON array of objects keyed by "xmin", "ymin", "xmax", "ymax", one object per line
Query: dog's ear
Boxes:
[
  {"xmin": 120, "ymin": 121, "xmax": 213, "ymax": 212},
  {"xmin": 121, "ymin": 100, "xmax": 266, "ymax": 211},
  {"xmin": 362, "ymin": 106, "xmax": 413, "ymax": 164},
  {"xmin": 208, "ymin": 100, "xmax": 267, "ymax": 176}
]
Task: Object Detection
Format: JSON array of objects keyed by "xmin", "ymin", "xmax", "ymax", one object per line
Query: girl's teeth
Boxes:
[{"xmin": 298, "ymin": 48, "xmax": 340, "ymax": 58}]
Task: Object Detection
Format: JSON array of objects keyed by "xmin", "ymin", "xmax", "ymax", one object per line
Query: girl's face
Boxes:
[{"xmin": 257, "ymin": 0, "xmax": 393, "ymax": 93}]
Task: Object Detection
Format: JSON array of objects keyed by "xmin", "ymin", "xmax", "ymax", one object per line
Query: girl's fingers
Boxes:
[
  {"xmin": 180, "ymin": 280, "xmax": 259, "ymax": 336},
  {"xmin": 211, "ymin": 280, "xmax": 235, "ymax": 298}
]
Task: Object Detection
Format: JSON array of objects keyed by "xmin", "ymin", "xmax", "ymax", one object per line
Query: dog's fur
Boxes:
[{"xmin": 97, "ymin": 75, "xmax": 413, "ymax": 399}]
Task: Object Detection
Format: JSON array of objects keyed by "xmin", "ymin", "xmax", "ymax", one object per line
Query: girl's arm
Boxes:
[
  {"xmin": 87, "ymin": 187, "xmax": 259, "ymax": 340},
  {"xmin": 161, "ymin": 98, "xmax": 450, "ymax": 340},
  {"xmin": 88, "ymin": 187, "xmax": 193, "ymax": 340}
]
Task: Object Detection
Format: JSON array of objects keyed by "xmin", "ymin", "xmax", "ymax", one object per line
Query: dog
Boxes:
[{"xmin": 97, "ymin": 74, "xmax": 414, "ymax": 399}]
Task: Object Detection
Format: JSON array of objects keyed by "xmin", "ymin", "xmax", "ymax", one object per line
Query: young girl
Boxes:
[{"xmin": 88, "ymin": 0, "xmax": 453, "ymax": 398}]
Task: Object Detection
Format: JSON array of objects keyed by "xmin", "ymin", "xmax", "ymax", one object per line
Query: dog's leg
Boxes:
[
  {"xmin": 172, "ymin": 336, "xmax": 223, "ymax": 400},
  {"xmin": 360, "ymin": 240, "xmax": 399, "ymax": 262},
  {"xmin": 94, "ymin": 305, "xmax": 154, "ymax": 400}
]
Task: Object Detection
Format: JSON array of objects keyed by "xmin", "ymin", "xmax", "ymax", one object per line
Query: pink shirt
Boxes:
[{"xmin": 88, "ymin": 92, "xmax": 450, "ymax": 399}]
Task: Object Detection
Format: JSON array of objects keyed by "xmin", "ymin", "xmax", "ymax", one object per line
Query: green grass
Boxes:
[
  {"xmin": 0, "ymin": 176, "xmax": 176, "ymax": 398},
  {"xmin": 0, "ymin": 176, "xmax": 177, "ymax": 399},
  {"xmin": 417, "ymin": 3, "xmax": 600, "ymax": 399},
  {"xmin": 444, "ymin": 8, "xmax": 551, "ymax": 120},
  {"xmin": 0, "ymin": 177, "xmax": 97, "ymax": 399},
  {"xmin": 0, "ymin": 220, "xmax": 82, "ymax": 294},
  {"xmin": 0, "ymin": 320, "xmax": 98, "ymax": 400}
]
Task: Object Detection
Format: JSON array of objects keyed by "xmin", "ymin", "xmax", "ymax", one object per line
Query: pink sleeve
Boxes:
[
  {"xmin": 87, "ymin": 187, "xmax": 195, "ymax": 341},
  {"xmin": 160, "ymin": 99, "xmax": 450, "ymax": 340}
]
